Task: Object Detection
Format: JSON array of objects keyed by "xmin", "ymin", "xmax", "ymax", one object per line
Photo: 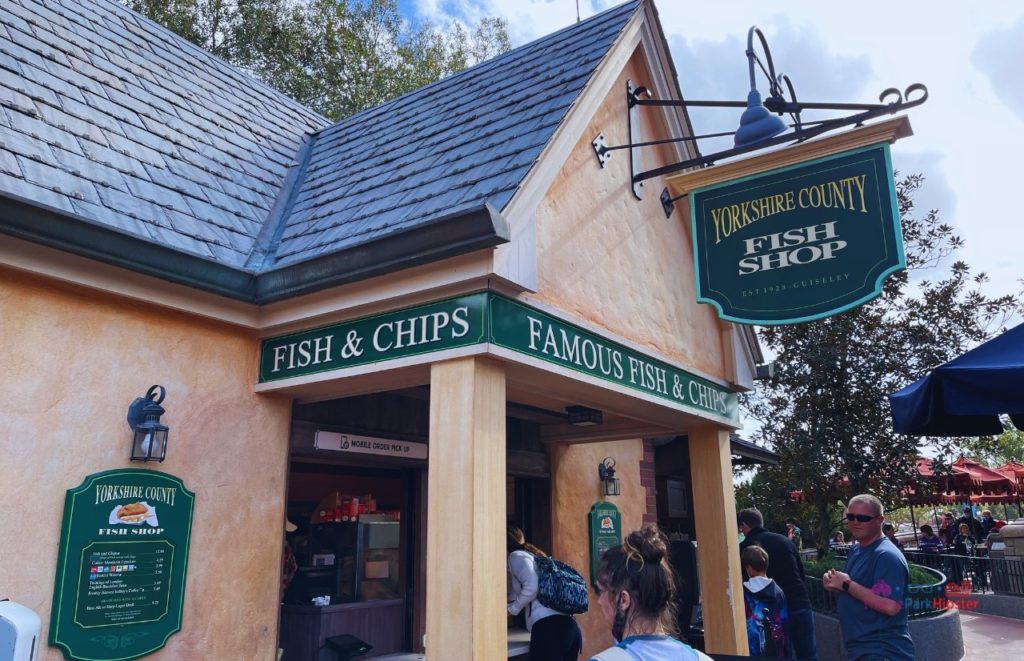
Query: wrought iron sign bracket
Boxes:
[
  {"xmin": 590, "ymin": 26, "xmax": 928, "ymax": 218},
  {"xmin": 592, "ymin": 80, "xmax": 651, "ymax": 200}
]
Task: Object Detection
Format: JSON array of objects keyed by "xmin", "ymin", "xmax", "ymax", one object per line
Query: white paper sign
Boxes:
[{"xmin": 315, "ymin": 431, "xmax": 428, "ymax": 460}]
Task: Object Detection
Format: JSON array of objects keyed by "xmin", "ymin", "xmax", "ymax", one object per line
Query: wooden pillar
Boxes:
[
  {"xmin": 426, "ymin": 357, "xmax": 506, "ymax": 659},
  {"xmin": 688, "ymin": 425, "xmax": 746, "ymax": 655}
]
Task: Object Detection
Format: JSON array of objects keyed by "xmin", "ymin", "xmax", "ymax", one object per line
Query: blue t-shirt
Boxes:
[
  {"xmin": 588, "ymin": 634, "xmax": 709, "ymax": 660},
  {"xmin": 838, "ymin": 537, "xmax": 915, "ymax": 660}
]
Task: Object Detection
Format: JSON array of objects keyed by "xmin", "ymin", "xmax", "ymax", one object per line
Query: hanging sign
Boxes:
[
  {"xmin": 691, "ymin": 143, "xmax": 904, "ymax": 325},
  {"xmin": 588, "ymin": 501, "xmax": 622, "ymax": 586},
  {"xmin": 50, "ymin": 470, "xmax": 195, "ymax": 661}
]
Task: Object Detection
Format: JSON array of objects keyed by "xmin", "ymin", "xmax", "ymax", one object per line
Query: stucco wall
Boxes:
[
  {"xmin": 550, "ymin": 439, "xmax": 646, "ymax": 657},
  {"xmin": 534, "ymin": 49, "xmax": 728, "ymax": 380},
  {"xmin": 0, "ymin": 268, "xmax": 292, "ymax": 660}
]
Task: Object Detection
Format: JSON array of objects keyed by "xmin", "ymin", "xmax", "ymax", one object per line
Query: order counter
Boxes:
[
  {"xmin": 279, "ymin": 599, "xmax": 405, "ymax": 659},
  {"xmin": 372, "ymin": 628, "xmax": 530, "ymax": 660}
]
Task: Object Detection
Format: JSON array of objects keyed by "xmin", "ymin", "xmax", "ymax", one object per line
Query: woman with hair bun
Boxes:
[
  {"xmin": 507, "ymin": 525, "xmax": 583, "ymax": 660},
  {"xmin": 588, "ymin": 526, "xmax": 711, "ymax": 660}
]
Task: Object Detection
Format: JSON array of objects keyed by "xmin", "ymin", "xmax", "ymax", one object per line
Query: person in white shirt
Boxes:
[{"xmin": 508, "ymin": 526, "xmax": 582, "ymax": 660}]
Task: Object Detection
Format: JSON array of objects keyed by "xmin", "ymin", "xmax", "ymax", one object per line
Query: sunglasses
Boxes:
[{"xmin": 845, "ymin": 513, "xmax": 880, "ymax": 523}]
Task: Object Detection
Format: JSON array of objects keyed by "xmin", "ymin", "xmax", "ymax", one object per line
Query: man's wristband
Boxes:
[{"xmin": 842, "ymin": 580, "xmax": 851, "ymax": 593}]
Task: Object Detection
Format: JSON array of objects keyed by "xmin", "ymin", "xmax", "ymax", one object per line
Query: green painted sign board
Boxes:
[
  {"xmin": 588, "ymin": 501, "xmax": 622, "ymax": 586},
  {"xmin": 260, "ymin": 293, "xmax": 739, "ymax": 424},
  {"xmin": 488, "ymin": 295, "xmax": 738, "ymax": 422},
  {"xmin": 691, "ymin": 143, "xmax": 905, "ymax": 325},
  {"xmin": 259, "ymin": 293, "xmax": 488, "ymax": 382},
  {"xmin": 50, "ymin": 470, "xmax": 195, "ymax": 661}
]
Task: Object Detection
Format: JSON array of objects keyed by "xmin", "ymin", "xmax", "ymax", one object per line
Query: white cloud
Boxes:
[{"xmin": 971, "ymin": 16, "xmax": 1024, "ymax": 123}]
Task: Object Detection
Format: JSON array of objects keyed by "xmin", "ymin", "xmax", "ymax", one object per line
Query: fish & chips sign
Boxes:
[{"xmin": 691, "ymin": 143, "xmax": 905, "ymax": 325}]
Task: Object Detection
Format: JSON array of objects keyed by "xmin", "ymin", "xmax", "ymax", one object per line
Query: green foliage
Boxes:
[
  {"xmin": 959, "ymin": 426, "xmax": 1024, "ymax": 466},
  {"xmin": 741, "ymin": 174, "xmax": 1019, "ymax": 552},
  {"xmin": 124, "ymin": 0, "xmax": 511, "ymax": 120}
]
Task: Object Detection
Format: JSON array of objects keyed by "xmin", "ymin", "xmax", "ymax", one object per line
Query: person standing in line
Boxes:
[
  {"xmin": 507, "ymin": 526, "xmax": 583, "ymax": 661},
  {"xmin": 823, "ymin": 494, "xmax": 914, "ymax": 661},
  {"xmin": 742, "ymin": 545, "xmax": 789, "ymax": 658},
  {"xmin": 738, "ymin": 508, "xmax": 817, "ymax": 661},
  {"xmin": 588, "ymin": 526, "xmax": 711, "ymax": 660}
]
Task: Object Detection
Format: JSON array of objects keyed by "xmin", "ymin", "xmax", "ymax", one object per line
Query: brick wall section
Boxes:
[{"xmin": 641, "ymin": 439, "xmax": 658, "ymax": 524}]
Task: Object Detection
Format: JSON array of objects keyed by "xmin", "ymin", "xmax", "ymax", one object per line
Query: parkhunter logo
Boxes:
[
  {"xmin": 691, "ymin": 143, "xmax": 905, "ymax": 325},
  {"xmin": 903, "ymin": 581, "xmax": 979, "ymax": 612}
]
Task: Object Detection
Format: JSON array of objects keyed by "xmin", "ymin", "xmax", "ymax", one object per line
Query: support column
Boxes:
[
  {"xmin": 688, "ymin": 425, "xmax": 746, "ymax": 655},
  {"xmin": 426, "ymin": 357, "xmax": 506, "ymax": 659}
]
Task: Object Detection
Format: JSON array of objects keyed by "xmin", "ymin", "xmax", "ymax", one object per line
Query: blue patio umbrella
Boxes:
[{"xmin": 889, "ymin": 323, "xmax": 1024, "ymax": 436}]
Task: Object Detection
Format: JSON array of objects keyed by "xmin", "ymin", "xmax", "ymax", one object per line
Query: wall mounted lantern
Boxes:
[
  {"xmin": 598, "ymin": 457, "xmax": 620, "ymax": 497},
  {"xmin": 127, "ymin": 385, "xmax": 169, "ymax": 462},
  {"xmin": 566, "ymin": 405, "xmax": 602, "ymax": 426}
]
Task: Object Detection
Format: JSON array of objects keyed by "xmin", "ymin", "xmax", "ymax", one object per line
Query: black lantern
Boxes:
[
  {"xmin": 566, "ymin": 405, "xmax": 602, "ymax": 426},
  {"xmin": 127, "ymin": 385, "xmax": 169, "ymax": 462},
  {"xmin": 598, "ymin": 457, "xmax": 620, "ymax": 497}
]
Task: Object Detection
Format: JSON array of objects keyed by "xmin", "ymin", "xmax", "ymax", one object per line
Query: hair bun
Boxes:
[{"xmin": 627, "ymin": 526, "xmax": 669, "ymax": 563}]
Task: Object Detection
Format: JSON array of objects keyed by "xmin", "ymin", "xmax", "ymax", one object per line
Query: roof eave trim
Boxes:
[
  {"xmin": 0, "ymin": 193, "xmax": 257, "ymax": 300},
  {"xmin": 254, "ymin": 203, "xmax": 510, "ymax": 304}
]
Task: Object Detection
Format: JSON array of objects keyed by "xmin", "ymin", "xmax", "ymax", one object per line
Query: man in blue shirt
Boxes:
[{"xmin": 823, "ymin": 494, "xmax": 914, "ymax": 661}]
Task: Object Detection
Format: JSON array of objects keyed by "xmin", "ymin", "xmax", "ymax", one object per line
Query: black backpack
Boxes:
[{"xmin": 534, "ymin": 555, "xmax": 589, "ymax": 614}]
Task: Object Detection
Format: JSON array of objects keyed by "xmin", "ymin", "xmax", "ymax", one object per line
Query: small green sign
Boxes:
[
  {"xmin": 588, "ymin": 502, "xmax": 622, "ymax": 586},
  {"xmin": 259, "ymin": 293, "xmax": 488, "ymax": 382},
  {"xmin": 50, "ymin": 470, "xmax": 195, "ymax": 661},
  {"xmin": 691, "ymin": 143, "xmax": 905, "ymax": 325}
]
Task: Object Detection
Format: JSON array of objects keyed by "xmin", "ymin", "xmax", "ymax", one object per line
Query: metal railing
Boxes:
[
  {"xmin": 804, "ymin": 570, "xmax": 948, "ymax": 619},
  {"xmin": 905, "ymin": 551, "xmax": 990, "ymax": 593},
  {"xmin": 827, "ymin": 549, "xmax": 1024, "ymax": 597}
]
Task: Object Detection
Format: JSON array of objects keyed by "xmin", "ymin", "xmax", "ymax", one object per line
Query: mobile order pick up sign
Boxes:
[
  {"xmin": 50, "ymin": 469, "xmax": 194, "ymax": 661},
  {"xmin": 690, "ymin": 143, "xmax": 905, "ymax": 325}
]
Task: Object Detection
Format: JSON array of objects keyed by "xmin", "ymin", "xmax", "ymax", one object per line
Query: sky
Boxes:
[{"xmin": 403, "ymin": 0, "xmax": 1024, "ymax": 310}]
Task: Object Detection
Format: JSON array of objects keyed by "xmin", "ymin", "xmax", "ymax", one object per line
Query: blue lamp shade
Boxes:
[{"xmin": 734, "ymin": 90, "xmax": 787, "ymax": 147}]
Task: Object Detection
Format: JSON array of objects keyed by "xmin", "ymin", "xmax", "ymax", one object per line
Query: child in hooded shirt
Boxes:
[{"xmin": 742, "ymin": 545, "xmax": 790, "ymax": 658}]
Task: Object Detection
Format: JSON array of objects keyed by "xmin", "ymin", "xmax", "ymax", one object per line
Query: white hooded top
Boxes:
[{"xmin": 507, "ymin": 549, "xmax": 562, "ymax": 631}]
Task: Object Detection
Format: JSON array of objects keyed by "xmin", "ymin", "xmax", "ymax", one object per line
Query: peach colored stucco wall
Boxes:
[
  {"xmin": 0, "ymin": 268, "xmax": 292, "ymax": 660},
  {"xmin": 550, "ymin": 439, "xmax": 646, "ymax": 658},
  {"xmin": 534, "ymin": 49, "xmax": 728, "ymax": 380}
]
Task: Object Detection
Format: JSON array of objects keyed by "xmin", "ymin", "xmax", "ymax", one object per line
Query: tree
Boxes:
[
  {"xmin": 961, "ymin": 425, "xmax": 1024, "ymax": 466},
  {"xmin": 741, "ymin": 174, "xmax": 1018, "ymax": 552},
  {"xmin": 123, "ymin": 0, "xmax": 510, "ymax": 120}
]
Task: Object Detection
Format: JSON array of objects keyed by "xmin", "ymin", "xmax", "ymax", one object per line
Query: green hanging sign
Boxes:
[
  {"xmin": 50, "ymin": 470, "xmax": 195, "ymax": 661},
  {"xmin": 588, "ymin": 501, "xmax": 622, "ymax": 586},
  {"xmin": 690, "ymin": 143, "xmax": 905, "ymax": 325}
]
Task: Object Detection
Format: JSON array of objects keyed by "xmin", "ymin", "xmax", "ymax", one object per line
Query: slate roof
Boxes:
[{"xmin": 0, "ymin": 0, "xmax": 643, "ymax": 302}]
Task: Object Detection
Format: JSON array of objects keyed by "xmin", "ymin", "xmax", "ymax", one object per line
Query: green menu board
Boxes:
[
  {"xmin": 50, "ymin": 470, "xmax": 195, "ymax": 661},
  {"xmin": 588, "ymin": 501, "xmax": 622, "ymax": 586}
]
